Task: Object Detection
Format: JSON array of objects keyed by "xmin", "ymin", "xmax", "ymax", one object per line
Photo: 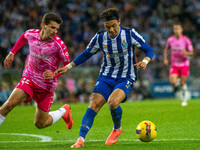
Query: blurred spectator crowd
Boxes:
[{"xmin": 1, "ymin": 0, "xmax": 200, "ymax": 102}]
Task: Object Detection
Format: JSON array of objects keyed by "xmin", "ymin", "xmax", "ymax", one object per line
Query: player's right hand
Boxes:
[
  {"xmin": 4, "ymin": 52, "xmax": 14, "ymax": 69},
  {"xmin": 164, "ymin": 59, "xmax": 168, "ymax": 66},
  {"xmin": 54, "ymin": 67, "xmax": 69, "ymax": 75},
  {"xmin": 43, "ymin": 70, "xmax": 54, "ymax": 79}
]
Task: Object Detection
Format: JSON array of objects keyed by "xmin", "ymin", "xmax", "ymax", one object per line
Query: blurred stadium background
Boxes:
[{"xmin": 1, "ymin": 0, "xmax": 200, "ymax": 104}]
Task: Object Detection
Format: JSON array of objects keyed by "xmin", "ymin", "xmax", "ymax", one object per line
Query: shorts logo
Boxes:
[
  {"xmin": 22, "ymin": 77, "xmax": 30, "ymax": 85},
  {"xmin": 126, "ymin": 81, "xmax": 132, "ymax": 89},
  {"xmin": 95, "ymin": 81, "xmax": 99, "ymax": 86}
]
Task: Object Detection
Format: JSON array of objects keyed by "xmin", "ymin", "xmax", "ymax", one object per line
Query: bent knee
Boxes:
[
  {"xmin": 34, "ymin": 121, "xmax": 46, "ymax": 129},
  {"xmin": 170, "ymin": 80, "xmax": 177, "ymax": 86},
  {"xmin": 89, "ymin": 103, "xmax": 101, "ymax": 112},
  {"xmin": 107, "ymin": 100, "xmax": 118, "ymax": 109},
  {"xmin": 89, "ymin": 94, "xmax": 105, "ymax": 112}
]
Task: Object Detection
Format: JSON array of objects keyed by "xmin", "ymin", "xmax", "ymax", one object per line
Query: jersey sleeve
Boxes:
[
  {"xmin": 58, "ymin": 43, "xmax": 70, "ymax": 66},
  {"xmin": 10, "ymin": 29, "xmax": 41, "ymax": 54},
  {"xmin": 86, "ymin": 33, "xmax": 100, "ymax": 54},
  {"xmin": 10, "ymin": 32, "xmax": 27, "ymax": 54},
  {"xmin": 186, "ymin": 37, "xmax": 193, "ymax": 51},
  {"xmin": 54, "ymin": 35, "xmax": 70, "ymax": 66},
  {"xmin": 165, "ymin": 38, "xmax": 171, "ymax": 49},
  {"xmin": 130, "ymin": 29, "xmax": 145, "ymax": 48},
  {"xmin": 139, "ymin": 42, "xmax": 154, "ymax": 60},
  {"xmin": 52, "ymin": 36, "xmax": 70, "ymax": 79},
  {"xmin": 130, "ymin": 29, "xmax": 154, "ymax": 60},
  {"xmin": 23, "ymin": 29, "xmax": 40, "ymax": 40}
]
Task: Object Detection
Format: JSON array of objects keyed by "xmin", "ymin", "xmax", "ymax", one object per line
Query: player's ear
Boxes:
[
  {"xmin": 41, "ymin": 23, "xmax": 45, "ymax": 29},
  {"xmin": 118, "ymin": 19, "xmax": 121, "ymax": 25}
]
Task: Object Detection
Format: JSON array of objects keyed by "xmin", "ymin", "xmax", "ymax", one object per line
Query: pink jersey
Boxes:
[
  {"xmin": 11, "ymin": 29, "xmax": 70, "ymax": 92},
  {"xmin": 166, "ymin": 35, "xmax": 193, "ymax": 67}
]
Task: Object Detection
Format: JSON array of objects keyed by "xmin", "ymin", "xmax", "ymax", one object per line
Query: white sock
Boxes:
[
  {"xmin": 78, "ymin": 136, "xmax": 85, "ymax": 142},
  {"xmin": 182, "ymin": 84, "xmax": 187, "ymax": 91},
  {"xmin": 49, "ymin": 107, "xmax": 66, "ymax": 124},
  {"xmin": 0, "ymin": 114, "xmax": 6, "ymax": 125},
  {"xmin": 182, "ymin": 84, "xmax": 188, "ymax": 102},
  {"xmin": 114, "ymin": 127, "xmax": 121, "ymax": 131}
]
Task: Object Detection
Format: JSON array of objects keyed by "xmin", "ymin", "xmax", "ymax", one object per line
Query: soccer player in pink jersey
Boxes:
[
  {"xmin": 0, "ymin": 13, "xmax": 73, "ymax": 129},
  {"xmin": 164, "ymin": 23, "xmax": 193, "ymax": 106}
]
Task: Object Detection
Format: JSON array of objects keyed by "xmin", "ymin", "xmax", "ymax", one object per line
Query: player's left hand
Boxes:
[
  {"xmin": 182, "ymin": 49, "xmax": 188, "ymax": 55},
  {"xmin": 43, "ymin": 70, "xmax": 54, "ymax": 79},
  {"xmin": 4, "ymin": 52, "xmax": 14, "ymax": 69},
  {"xmin": 134, "ymin": 61, "xmax": 147, "ymax": 71}
]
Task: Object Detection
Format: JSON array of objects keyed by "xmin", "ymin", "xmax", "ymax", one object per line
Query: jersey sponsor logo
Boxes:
[
  {"xmin": 122, "ymin": 40, "xmax": 128, "ymax": 48},
  {"xmin": 30, "ymin": 51, "xmax": 48, "ymax": 60},
  {"xmin": 106, "ymin": 53, "xmax": 110, "ymax": 58},
  {"xmin": 106, "ymin": 51, "xmax": 128, "ymax": 59}
]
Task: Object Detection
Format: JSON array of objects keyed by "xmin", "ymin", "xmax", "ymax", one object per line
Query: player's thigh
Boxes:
[
  {"xmin": 89, "ymin": 93, "xmax": 106, "ymax": 113},
  {"xmin": 6, "ymin": 88, "xmax": 29, "ymax": 106},
  {"xmin": 169, "ymin": 74, "xmax": 179, "ymax": 85},
  {"xmin": 180, "ymin": 76, "xmax": 187, "ymax": 86},
  {"xmin": 107, "ymin": 89, "xmax": 126, "ymax": 109},
  {"xmin": 108, "ymin": 79, "xmax": 133, "ymax": 108},
  {"xmin": 180, "ymin": 66, "xmax": 189, "ymax": 86},
  {"xmin": 34, "ymin": 106, "xmax": 50, "ymax": 124},
  {"xmin": 0, "ymin": 88, "xmax": 29, "ymax": 116}
]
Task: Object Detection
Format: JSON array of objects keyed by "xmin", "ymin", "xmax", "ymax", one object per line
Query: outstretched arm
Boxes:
[
  {"xmin": 43, "ymin": 62, "xmax": 76, "ymax": 80},
  {"xmin": 43, "ymin": 50, "xmax": 94, "ymax": 79},
  {"xmin": 182, "ymin": 49, "xmax": 193, "ymax": 56},
  {"xmin": 55, "ymin": 62, "xmax": 76, "ymax": 75},
  {"xmin": 4, "ymin": 32, "xmax": 27, "ymax": 69},
  {"xmin": 43, "ymin": 33, "xmax": 99, "ymax": 79},
  {"xmin": 164, "ymin": 47, "xmax": 169, "ymax": 66}
]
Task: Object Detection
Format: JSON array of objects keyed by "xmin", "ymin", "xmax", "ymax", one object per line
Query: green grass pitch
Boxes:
[{"xmin": 0, "ymin": 99, "xmax": 200, "ymax": 150}]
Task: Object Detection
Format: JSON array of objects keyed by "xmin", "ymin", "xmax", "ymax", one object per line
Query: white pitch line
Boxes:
[
  {"xmin": 0, "ymin": 133, "xmax": 200, "ymax": 144},
  {"xmin": 47, "ymin": 138, "xmax": 200, "ymax": 143},
  {"xmin": 0, "ymin": 133, "xmax": 52, "ymax": 142}
]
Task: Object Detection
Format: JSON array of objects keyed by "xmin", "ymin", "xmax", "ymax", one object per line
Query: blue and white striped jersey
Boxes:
[{"xmin": 74, "ymin": 26, "xmax": 153, "ymax": 81}]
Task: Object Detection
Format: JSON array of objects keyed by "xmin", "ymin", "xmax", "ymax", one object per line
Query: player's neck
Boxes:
[
  {"xmin": 175, "ymin": 34, "xmax": 182, "ymax": 39},
  {"xmin": 40, "ymin": 30, "xmax": 49, "ymax": 40}
]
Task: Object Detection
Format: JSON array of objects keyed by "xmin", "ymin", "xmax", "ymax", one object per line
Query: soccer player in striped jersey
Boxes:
[
  {"xmin": 164, "ymin": 23, "xmax": 193, "ymax": 106},
  {"xmin": 0, "ymin": 13, "xmax": 73, "ymax": 129},
  {"xmin": 46, "ymin": 8, "xmax": 154, "ymax": 148}
]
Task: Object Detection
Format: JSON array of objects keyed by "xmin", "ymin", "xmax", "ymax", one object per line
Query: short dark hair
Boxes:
[
  {"xmin": 41, "ymin": 13, "xmax": 63, "ymax": 25},
  {"xmin": 100, "ymin": 8, "xmax": 119, "ymax": 22},
  {"xmin": 173, "ymin": 21, "xmax": 182, "ymax": 26}
]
